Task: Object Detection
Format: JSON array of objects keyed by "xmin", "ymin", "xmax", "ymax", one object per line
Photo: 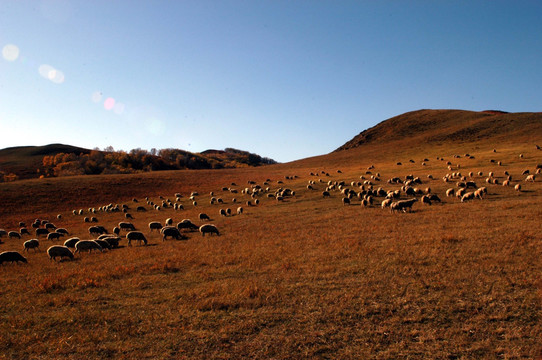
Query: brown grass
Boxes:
[{"xmin": 1, "ymin": 137, "xmax": 541, "ymax": 359}]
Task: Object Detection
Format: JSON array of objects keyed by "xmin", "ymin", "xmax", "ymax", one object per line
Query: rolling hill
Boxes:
[
  {"xmin": 0, "ymin": 144, "xmax": 277, "ymax": 181},
  {"xmin": 335, "ymin": 109, "xmax": 542, "ymax": 151},
  {"xmin": 0, "ymin": 109, "xmax": 541, "ymax": 359}
]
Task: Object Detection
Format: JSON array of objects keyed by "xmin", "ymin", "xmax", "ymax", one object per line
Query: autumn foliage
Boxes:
[{"xmin": 40, "ymin": 147, "xmax": 277, "ymax": 177}]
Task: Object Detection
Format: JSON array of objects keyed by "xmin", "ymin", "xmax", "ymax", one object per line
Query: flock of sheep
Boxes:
[
  {"xmin": 0, "ymin": 149, "xmax": 540, "ymax": 266},
  {"xmin": 0, "ymin": 176, "xmax": 299, "ymax": 265}
]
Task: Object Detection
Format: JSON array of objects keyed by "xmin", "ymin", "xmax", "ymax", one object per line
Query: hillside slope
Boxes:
[
  {"xmin": 0, "ymin": 144, "xmax": 90, "ymax": 180},
  {"xmin": 335, "ymin": 109, "xmax": 542, "ymax": 151}
]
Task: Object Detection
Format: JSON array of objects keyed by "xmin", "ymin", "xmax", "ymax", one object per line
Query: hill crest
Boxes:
[{"xmin": 335, "ymin": 109, "xmax": 542, "ymax": 152}]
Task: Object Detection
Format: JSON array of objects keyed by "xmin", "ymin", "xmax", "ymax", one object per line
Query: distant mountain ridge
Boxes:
[
  {"xmin": 0, "ymin": 144, "xmax": 277, "ymax": 181},
  {"xmin": 335, "ymin": 109, "xmax": 542, "ymax": 151}
]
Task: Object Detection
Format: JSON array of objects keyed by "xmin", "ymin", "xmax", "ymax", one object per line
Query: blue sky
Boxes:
[{"xmin": 1, "ymin": 1, "xmax": 541, "ymax": 162}]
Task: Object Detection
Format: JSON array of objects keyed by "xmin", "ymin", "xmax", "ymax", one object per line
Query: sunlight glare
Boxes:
[{"xmin": 2, "ymin": 44, "xmax": 20, "ymax": 61}]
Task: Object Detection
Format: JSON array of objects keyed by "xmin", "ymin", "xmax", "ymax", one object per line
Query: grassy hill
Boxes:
[
  {"xmin": 0, "ymin": 144, "xmax": 91, "ymax": 180},
  {"xmin": 336, "ymin": 109, "xmax": 542, "ymax": 151},
  {"xmin": 0, "ymin": 109, "xmax": 541, "ymax": 359}
]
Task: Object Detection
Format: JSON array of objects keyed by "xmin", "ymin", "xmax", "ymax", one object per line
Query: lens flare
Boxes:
[
  {"xmin": 2, "ymin": 44, "xmax": 20, "ymax": 61},
  {"xmin": 38, "ymin": 64, "xmax": 65, "ymax": 84},
  {"xmin": 48, "ymin": 69, "xmax": 65, "ymax": 84},
  {"xmin": 39, "ymin": 64, "xmax": 54, "ymax": 78},
  {"xmin": 104, "ymin": 97, "xmax": 115, "ymax": 110},
  {"xmin": 91, "ymin": 91, "xmax": 103, "ymax": 103}
]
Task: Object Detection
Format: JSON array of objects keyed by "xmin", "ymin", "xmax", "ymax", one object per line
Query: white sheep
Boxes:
[
  {"xmin": 23, "ymin": 239, "xmax": 40, "ymax": 252},
  {"xmin": 74, "ymin": 240, "xmax": 103, "ymax": 253},
  {"xmin": 126, "ymin": 232, "xmax": 148, "ymax": 246},
  {"xmin": 461, "ymin": 192, "xmax": 475, "ymax": 202},
  {"xmin": 47, "ymin": 245, "xmax": 74, "ymax": 261},
  {"xmin": 199, "ymin": 224, "xmax": 220, "ymax": 236}
]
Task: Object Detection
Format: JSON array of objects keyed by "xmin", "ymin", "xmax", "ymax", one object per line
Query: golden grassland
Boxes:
[{"xmin": 0, "ymin": 140, "xmax": 541, "ymax": 359}]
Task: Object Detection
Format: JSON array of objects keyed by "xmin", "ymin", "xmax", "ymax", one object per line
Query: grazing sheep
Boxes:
[
  {"xmin": 390, "ymin": 198, "xmax": 418, "ymax": 213},
  {"xmin": 55, "ymin": 228, "xmax": 69, "ymax": 235},
  {"xmin": 161, "ymin": 227, "xmax": 184, "ymax": 241},
  {"xmin": 177, "ymin": 220, "xmax": 199, "ymax": 232},
  {"xmin": 226, "ymin": 208, "xmax": 232, "ymax": 216},
  {"xmin": 75, "ymin": 240, "xmax": 103, "ymax": 253},
  {"xmin": 101, "ymin": 236, "xmax": 120, "ymax": 248},
  {"xmin": 515, "ymin": 184, "xmax": 522, "ymax": 192},
  {"xmin": 89, "ymin": 225, "xmax": 107, "ymax": 236},
  {"xmin": 446, "ymin": 188, "xmax": 455, "ymax": 197},
  {"xmin": 165, "ymin": 218, "xmax": 173, "ymax": 226},
  {"xmin": 421, "ymin": 195, "xmax": 432, "ymax": 205},
  {"xmin": 23, "ymin": 239, "xmax": 40, "ymax": 252},
  {"xmin": 428, "ymin": 194, "xmax": 441, "ymax": 202},
  {"xmin": 381, "ymin": 199, "xmax": 392, "ymax": 208},
  {"xmin": 94, "ymin": 239, "xmax": 111, "ymax": 250},
  {"xmin": 125, "ymin": 213, "xmax": 134, "ymax": 219},
  {"xmin": 8, "ymin": 231, "xmax": 21, "ymax": 240},
  {"xmin": 461, "ymin": 192, "xmax": 475, "ymax": 202},
  {"xmin": 136, "ymin": 206, "xmax": 147, "ymax": 212},
  {"xmin": 525, "ymin": 174, "xmax": 535, "ymax": 182},
  {"xmin": 149, "ymin": 222, "xmax": 162, "ymax": 232},
  {"xmin": 118, "ymin": 222, "xmax": 136, "ymax": 231},
  {"xmin": 456, "ymin": 188, "xmax": 466, "ymax": 198},
  {"xmin": 113, "ymin": 227, "xmax": 120, "ymax": 236},
  {"xmin": 199, "ymin": 224, "xmax": 220, "ymax": 237},
  {"xmin": 47, "ymin": 232, "xmax": 63, "ymax": 241},
  {"xmin": 64, "ymin": 237, "xmax": 80, "ymax": 248},
  {"xmin": 502, "ymin": 180, "xmax": 510, "ymax": 186},
  {"xmin": 342, "ymin": 197, "xmax": 350, "ymax": 205},
  {"xmin": 47, "ymin": 245, "xmax": 74, "ymax": 261},
  {"xmin": 126, "ymin": 231, "xmax": 148, "ymax": 246},
  {"xmin": 44, "ymin": 223, "xmax": 56, "ymax": 231},
  {"xmin": 237, "ymin": 207, "xmax": 244, "ymax": 215},
  {"xmin": 474, "ymin": 188, "xmax": 485, "ymax": 199},
  {"xmin": 0, "ymin": 251, "xmax": 27, "ymax": 264},
  {"xmin": 220, "ymin": 209, "xmax": 227, "ymax": 217},
  {"xmin": 20, "ymin": 228, "xmax": 30, "ymax": 236}
]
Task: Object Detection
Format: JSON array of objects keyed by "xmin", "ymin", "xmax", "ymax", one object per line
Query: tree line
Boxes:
[{"xmin": 39, "ymin": 147, "xmax": 276, "ymax": 177}]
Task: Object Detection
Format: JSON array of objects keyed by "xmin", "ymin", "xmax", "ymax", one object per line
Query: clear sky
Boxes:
[{"xmin": 1, "ymin": 1, "xmax": 541, "ymax": 162}]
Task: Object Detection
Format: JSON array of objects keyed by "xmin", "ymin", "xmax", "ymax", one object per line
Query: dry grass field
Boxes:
[{"xmin": 1, "ymin": 111, "xmax": 541, "ymax": 359}]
